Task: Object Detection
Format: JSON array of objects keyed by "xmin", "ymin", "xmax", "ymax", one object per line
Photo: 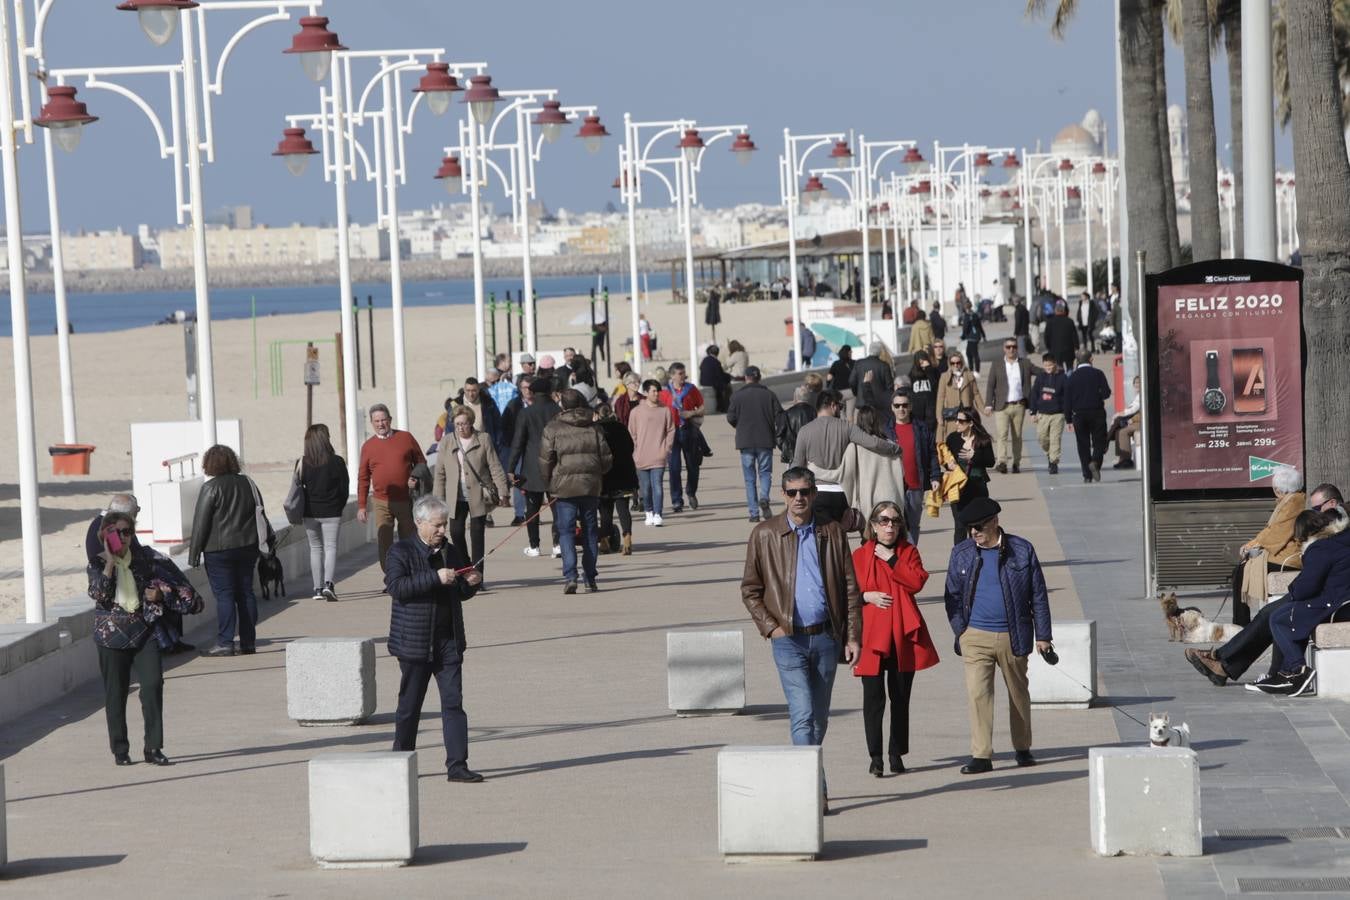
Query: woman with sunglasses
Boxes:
[
  {"xmin": 935, "ymin": 351, "xmax": 978, "ymax": 442},
  {"xmin": 89, "ymin": 511, "xmax": 204, "ymax": 766},
  {"xmin": 943, "ymin": 407, "xmax": 996, "ymax": 544},
  {"xmin": 851, "ymin": 501, "xmax": 940, "ymax": 776}
]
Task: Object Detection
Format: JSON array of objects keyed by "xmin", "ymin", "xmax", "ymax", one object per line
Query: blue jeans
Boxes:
[
  {"xmin": 903, "ymin": 487, "xmax": 925, "ymax": 546},
  {"xmin": 740, "ymin": 448, "xmax": 773, "ymax": 516},
  {"xmin": 771, "ymin": 632, "xmax": 840, "ymax": 746},
  {"xmin": 204, "ymin": 545, "xmax": 260, "ymax": 650},
  {"xmin": 638, "ymin": 467, "xmax": 665, "ymax": 517},
  {"xmin": 499, "ymin": 445, "xmax": 525, "ymax": 519},
  {"xmin": 554, "ymin": 496, "xmax": 599, "ymax": 585},
  {"xmin": 669, "ymin": 423, "xmax": 702, "ymax": 507}
]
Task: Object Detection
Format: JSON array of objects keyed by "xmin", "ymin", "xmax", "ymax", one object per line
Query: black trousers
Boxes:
[
  {"xmin": 1229, "ymin": 560, "xmax": 1284, "ymax": 627},
  {"xmin": 811, "ymin": 490, "xmax": 850, "ymax": 527},
  {"xmin": 965, "ymin": 339, "xmax": 981, "ymax": 373},
  {"xmin": 1071, "ymin": 408, "xmax": 1109, "ymax": 478},
  {"xmin": 1216, "ymin": 595, "xmax": 1293, "ymax": 679},
  {"xmin": 393, "ymin": 639, "xmax": 469, "ymax": 774},
  {"xmin": 524, "ymin": 491, "xmax": 558, "ymax": 550},
  {"xmin": 862, "ymin": 663, "xmax": 914, "ymax": 760},
  {"xmin": 451, "ymin": 499, "xmax": 486, "ymax": 574},
  {"xmin": 600, "ymin": 493, "xmax": 633, "ymax": 542},
  {"xmin": 98, "ymin": 641, "xmax": 164, "ymax": 756}
]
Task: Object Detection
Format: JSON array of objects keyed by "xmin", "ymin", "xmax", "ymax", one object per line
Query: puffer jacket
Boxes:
[
  {"xmin": 1278, "ymin": 513, "xmax": 1350, "ymax": 641},
  {"xmin": 189, "ymin": 473, "xmax": 267, "ymax": 565},
  {"xmin": 385, "ymin": 535, "xmax": 477, "ymax": 660},
  {"xmin": 943, "ymin": 531, "xmax": 1052, "ymax": 657},
  {"xmin": 540, "ymin": 407, "xmax": 613, "ymax": 498}
]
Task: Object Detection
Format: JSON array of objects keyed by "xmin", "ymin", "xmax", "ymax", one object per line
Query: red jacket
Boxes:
[{"xmin": 851, "ymin": 540, "xmax": 940, "ymax": 676}]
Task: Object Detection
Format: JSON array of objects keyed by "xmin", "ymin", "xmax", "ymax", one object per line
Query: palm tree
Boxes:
[
  {"xmin": 1217, "ymin": 0, "xmax": 1242, "ymax": 256},
  {"xmin": 1150, "ymin": 5, "xmax": 1183, "ymax": 264},
  {"xmin": 1181, "ymin": 0, "xmax": 1222, "ymax": 259},
  {"xmin": 1284, "ymin": 0, "xmax": 1350, "ymax": 485}
]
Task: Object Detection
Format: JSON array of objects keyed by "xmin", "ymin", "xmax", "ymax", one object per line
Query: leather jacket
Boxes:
[
  {"xmin": 189, "ymin": 473, "xmax": 265, "ymax": 565},
  {"xmin": 741, "ymin": 513, "xmax": 862, "ymax": 649}
]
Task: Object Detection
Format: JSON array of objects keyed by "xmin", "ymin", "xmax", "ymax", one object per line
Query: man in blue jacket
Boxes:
[
  {"xmin": 386, "ymin": 495, "xmax": 484, "ymax": 782},
  {"xmin": 944, "ymin": 497, "xmax": 1053, "ymax": 774},
  {"xmin": 1065, "ymin": 350, "xmax": 1112, "ymax": 483}
]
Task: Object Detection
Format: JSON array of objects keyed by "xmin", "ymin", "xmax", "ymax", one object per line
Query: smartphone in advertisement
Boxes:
[
  {"xmin": 1232, "ymin": 347, "xmax": 1267, "ymax": 415},
  {"xmin": 105, "ymin": 528, "xmax": 125, "ymax": 556}
]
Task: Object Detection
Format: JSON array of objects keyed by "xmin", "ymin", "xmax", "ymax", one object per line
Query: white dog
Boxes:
[{"xmin": 1148, "ymin": 712, "xmax": 1191, "ymax": 748}]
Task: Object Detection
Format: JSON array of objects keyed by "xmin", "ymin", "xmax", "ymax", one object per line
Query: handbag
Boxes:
[
  {"xmin": 282, "ymin": 460, "xmax": 305, "ymax": 525},
  {"xmin": 461, "ymin": 445, "xmax": 501, "ymax": 507},
  {"xmin": 244, "ymin": 476, "xmax": 273, "ymax": 552}
]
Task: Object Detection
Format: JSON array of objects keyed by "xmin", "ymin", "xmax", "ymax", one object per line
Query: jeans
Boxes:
[
  {"xmin": 903, "ymin": 487, "xmax": 925, "ymax": 546},
  {"xmin": 304, "ymin": 516, "xmax": 341, "ymax": 588},
  {"xmin": 393, "ymin": 639, "xmax": 469, "ymax": 774},
  {"xmin": 451, "ymin": 499, "xmax": 487, "ymax": 575},
  {"xmin": 554, "ymin": 495, "xmax": 600, "ymax": 585},
  {"xmin": 1270, "ymin": 611, "xmax": 1310, "ymax": 676},
  {"xmin": 771, "ymin": 632, "xmax": 840, "ymax": 746},
  {"xmin": 499, "ymin": 445, "xmax": 526, "ymax": 519},
  {"xmin": 740, "ymin": 448, "xmax": 773, "ymax": 516},
  {"xmin": 98, "ymin": 641, "xmax": 163, "ymax": 756},
  {"xmin": 669, "ymin": 422, "xmax": 702, "ymax": 507},
  {"xmin": 638, "ymin": 467, "xmax": 665, "ymax": 517},
  {"xmin": 1216, "ymin": 596, "xmax": 1292, "ymax": 678},
  {"xmin": 204, "ymin": 544, "xmax": 260, "ymax": 650}
]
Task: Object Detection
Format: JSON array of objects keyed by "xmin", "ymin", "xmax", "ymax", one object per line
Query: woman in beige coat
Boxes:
[
  {"xmin": 934, "ymin": 350, "xmax": 978, "ymax": 442},
  {"xmin": 433, "ymin": 406, "xmax": 510, "ymax": 578}
]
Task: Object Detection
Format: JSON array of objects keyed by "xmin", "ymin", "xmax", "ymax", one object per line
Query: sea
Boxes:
[{"xmin": 0, "ymin": 273, "xmax": 674, "ymax": 338}]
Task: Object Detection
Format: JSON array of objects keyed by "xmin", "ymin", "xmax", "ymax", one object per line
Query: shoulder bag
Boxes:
[
  {"xmin": 245, "ymin": 476, "xmax": 273, "ymax": 552},
  {"xmin": 461, "ymin": 442, "xmax": 501, "ymax": 507},
  {"xmin": 283, "ymin": 460, "xmax": 305, "ymax": 525}
]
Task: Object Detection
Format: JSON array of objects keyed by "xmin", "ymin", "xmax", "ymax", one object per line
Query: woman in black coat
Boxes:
[
  {"xmin": 828, "ymin": 345, "xmax": 855, "ymax": 394},
  {"xmin": 943, "ymin": 407, "xmax": 995, "ymax": 544},
  {"xmin": 906, "ymin": 350, "xmax": 938, "ymax": 428},
  {"xmin": 596, "ymin": 403, "xmax": 640, "ymax": 555}
]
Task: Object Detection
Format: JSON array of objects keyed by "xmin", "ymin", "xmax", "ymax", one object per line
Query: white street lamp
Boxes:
[
  {"xmin": 117, "ymin": 0, "xmax": 199, "ymax": 47},
  {"xmin": 284, "ymin": 14, "xmax": 344, "ymax": 83},
  {"xmin": 781, "ymin": 129, "xmax": 846, "ymax": 371}
]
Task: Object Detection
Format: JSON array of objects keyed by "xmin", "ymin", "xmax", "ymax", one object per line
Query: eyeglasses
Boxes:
[
  {"xmin": 874, "ymin": 516, "xmax": 902, "ymax": 527},
  {"xmin": 892, "ymin": 402, "xmax": 909, "ymax": 409},
  {"xmin": 783, "ymin": 487, "xmax": 816, "ymax": 498},
  {"xmin": 1004, "ymin": 344, "xmax": 1017, "ymax": 350},
  {"xmin": 110, "ymin": 527, "xmax": 133, "ymax": 536},
  {"xmin": 955, "ymin": 417, "xmax": 972, "ymax": 424}
]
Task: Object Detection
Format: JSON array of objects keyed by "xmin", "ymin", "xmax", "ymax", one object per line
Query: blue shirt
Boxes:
[
  {"xmin": 487, "ymin": 379, "xmax": 519, "ymax": 414},
  {"xmin": 968, "ymin": 545, "xmax": 1008, "ymax": 632},
  {"xmin": 791, "ymin": 521, "xmax": 828, "ymax": 628}
]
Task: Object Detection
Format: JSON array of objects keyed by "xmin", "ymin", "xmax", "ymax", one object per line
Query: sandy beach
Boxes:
[{"xmin": 0, "ymin": 288, "xmax": 801, "ymax": 622}]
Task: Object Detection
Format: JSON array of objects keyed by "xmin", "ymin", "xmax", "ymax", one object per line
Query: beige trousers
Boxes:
[
  {"xmin": 374, "ymin": 497, "xmax": 415, "ymax": 571},
  {"xmin": 1035, "ymin": 412, "xmax": 1065, "ymax": 464},
  {"xmin": 993, "ymin": 404, "xmax": 1027, "ymax": 467},
  {"xmin": 960, "ymin": 627, "xmax": 1033, "ymax": 759}
]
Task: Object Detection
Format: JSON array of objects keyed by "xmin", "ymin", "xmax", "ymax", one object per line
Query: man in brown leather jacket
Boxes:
[{"xmin": 741, "ymin": 467, "xmax": 861, "ymax": 806}]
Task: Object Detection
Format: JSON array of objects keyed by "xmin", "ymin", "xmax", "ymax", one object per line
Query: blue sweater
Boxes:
[{"xmin": 968, "ymin": 546, "xmax": 1008, "ymax": 631}]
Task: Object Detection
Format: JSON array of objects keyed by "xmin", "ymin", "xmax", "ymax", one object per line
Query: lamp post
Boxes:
[
  {"xmin": 780, "ymin": 129, "xmax": 844, "ymax": 370},
  {"xmin": 858, "ymin": 136, "xmax": 920, "ymax": 349},
  {"xmin": 623, "ymin": 115, "xmax": 754, "ymax": 368}
]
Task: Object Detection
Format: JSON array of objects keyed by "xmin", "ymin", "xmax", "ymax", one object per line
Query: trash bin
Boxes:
[
  {"xmin": 1112, "ymin": 354, "xmax": 1124, "ymax": 415},
  {"xmin": 49, "ymin": 443, "xmax": 96, "ymax": 475}
]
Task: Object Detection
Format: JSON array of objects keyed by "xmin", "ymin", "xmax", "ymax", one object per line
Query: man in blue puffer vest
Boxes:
[
  {"xmin": 386, "ymin": 494, "xmax": 484, "ymax": 783},
  {"xmin": 943, "ymin": 497, "xmax": 1053, "ymax": 775}
]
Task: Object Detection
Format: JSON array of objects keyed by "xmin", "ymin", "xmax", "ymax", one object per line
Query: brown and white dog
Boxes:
[{"xmin": 1159, "ymin": 591, "xmax": 1242, "ymax": 643}]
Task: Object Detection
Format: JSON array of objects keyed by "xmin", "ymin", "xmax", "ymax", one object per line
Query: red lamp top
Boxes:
[
  {"xmin": 578, "ymin": 114, "xmax": 610, "ymax": 139},
  {"xmin": 1001, "ymin": 152, "xmax": 1021, "ymax": 170},
  {"xmin": 284, "ymin": 15, "xmax": 346, "ymax": 54},
  {"xmin": 678, "ymin": 128, "xmax": 705, "ymax": 151},
  {"xmin": 879, "ymin": 202, "xmax": 890, "ymax": 212},
  {"xmin": 272, "ymin": 126, "xmax": 318, "ymax": 157},
  {"xmin": 901, "ymin": 146, "xmax": 925, "ymax": 167},
  {"xmin": 923, "ymin": 205, "xmax": 935, "ymax": 216},
  {"xmin": 828, "ymin": 140, "xmax": 853, "ymax": 162},
  {"xmin": 1066, "ymin": 186, "xmax": 1082, "ymax": 198},
  {"xmin": 802, "ymin": 175, "xmax": 826, "ymax": 194},
  {"xmin": 534, "ymin": 100, "xmax": 569, "ymax": 128},
  {"xmin": 916, "ymin": 179, "xmax": 932, "ymax": 194},
  {"xmin": 34, "ymin": 86, "xmax": 98, "ymax": 127},
  {"xmin": 115, "ymin": 0, "xmax": 199, "ymax": 10},
  {"xmin": 1220, "ymin": 177, "xmax": 1232, "ymax": 188},
  {"xmin": 413, "ymin": 62, "xmax": 460, "ymax": 96},
  {"xmin": 435, "ymin": 155, "xmax": 464, "ymax": 180},
  {"xmin": 979, "ymin": 187, "xmax": 991, "ymax": 197},
  {"xmin": 1091, "ymin": 161, "xmax": 1107, "ymax": 176},
  {"xmin": 730, "ymin": 132, "xmax": 757, "ymax": 153},
  {"xmin": 462, "ymin": 75, "xmax": 500, "ymax": 105},
  {"xmin": 972, "ymin": 151, "xmax": 993, "ymax": 168},
  {"xmin": 1058, "ymin": 158, "xmax": 1075, "ymax": 172},
  {"xmin": 999, "ymin": 189, "xmax": 1012, "ymax": 197}
]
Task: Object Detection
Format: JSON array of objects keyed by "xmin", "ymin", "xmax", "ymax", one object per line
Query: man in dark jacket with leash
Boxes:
[{"xmin": 386, "ymin": 494, "xmax": 484, "ymax": 783}]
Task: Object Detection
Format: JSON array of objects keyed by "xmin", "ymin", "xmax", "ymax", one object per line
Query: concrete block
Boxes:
[
  {"xmin": 718, "ymin": 746, "xmax": 821, "ymax": 861},
  {"xmin": 1, "ymin": 764, "xmax": 6, "ymax": 868},
  {"xmin": 309, "ymin": 752, "xmax": 418, "ymax": 868},
  {"xmin": 1089, "ymin": 747, "xmax": 1201, "ymax": 857},
  {"xmin": 1314, "ymin": 622, "xmax": 1350, "ymax": 649},
  {"xmin": 1313, "ymin": 646, "xmax": 1350, "ymax": 699},
  {"xmin": 1028, "ymin": 619, "xmax": 1097, "ymax": 709},
  {"xmin": 667, "ymin": 630, "xmax": 744, "ymax": 716},
  {"xmin": 287, "ymin": 638, "xmax": 376, "ymax": 726}
]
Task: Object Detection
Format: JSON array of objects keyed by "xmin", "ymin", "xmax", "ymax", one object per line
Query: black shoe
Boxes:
[
  {"xmin": 1012, "ymin": 464, "xmax": 1021, "ymax": 474},
  {"xmin": 1048, "ymin": 462, "xmax": 1058, "ymax": 474},
  {"xmin": 688, "ymin": 494, "xmax": 699, "ymax": 510},
  {"xmin": 1245, "ymin": 673, "xmax": 1291, "ymax": 692},
  {"xmin": 510, "ymin": 516, "xmax": 525, "ymax": 527},
  {"xmin": 995, "ymin": 463, "xmax": 1008, "ymax": 474},
  {"xmin": 1112, "ymin": 459, "xmax": 1135, "ymax": 470},
  {"xmin": 173, "ymin": 640, "xmax": 195, "ymax": 652},
  {"xmin": 960, "ymin": 757, "xmax": 993, "ymax": 775},
  {"xmin": 1084, "ymin": 476, "xmax": 1093, "ymax": 484},
  {"xmin": 447, "ymin": 768, "xmax": 484, "ymax": 783},
  {"xmin": 484, "ymin": 515, "xmax": 495, "ymax": 528},
  {"xmin": 239, "ymin": 646, "xmax": 256, "ymax": 655},
  {"xmin": 758, "ymin": 500, "xmax": 771, "ymax": 518},
  {"xmin": 114, "ymin": 753, "xmax": 132, "ymax": 766},
  {"xmin": 322, "ymin": 582, "xmax": 339, "ymax": 603},
  {"xmin": 584, "ymin": 581, "xmax": 598, "ymax": 593},
  {"xmin": 1286, "ymin": 666, "xmax": 1318, "ymax": 697},
  {"xmin": 563, "ymin": 581, "xmax": 578, "ymax": 595},
  {"xmin": 671, "ymin": 505, "xmax": 684, "ymax": 513},
  {"xmin": 1015, "ymin": 750, "xmax": 1036, "ymax": 767},
  {"xmin": 1090, "ymin": 461, "xmax": 1102, "ymax": 482},
  {"xmin": 202, "ymin": 644, "xmax": 235, "ymax": 657},
  {"xmin": 868, "ymin": 756, "xmax": 884, "ymax": 777},
  {"xmin": 890, "ymin": 756, "xmax": 905, "ymax": 774},
  {"xmin": 143, "ymin": 750, "xmax": 172, "ymax": 766},
  {"xmin": 749, "ymin": 515, "xmax": 760, "ymax": 523}
]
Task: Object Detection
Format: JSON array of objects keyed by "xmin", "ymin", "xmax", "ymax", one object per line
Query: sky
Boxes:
[{"xmin": 12, "ymin": 0, "xmax": 1294, "ymax": 235}]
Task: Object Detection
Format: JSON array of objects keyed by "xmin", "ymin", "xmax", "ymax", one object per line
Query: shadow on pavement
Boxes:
[
  {"xmin": 820, "ymin": 838, "xmax": 928, "ymax": 859},
  {"xmin": 415, "ymin": 842, "xmax": 528, "ymax": 865},
  {"xmin": 472, "ymin": 743, "xmax": 723, "ymax": 779},
  {"xmin": 475, "ymin": 618, "xmax": 747, "ymax": 650},
  {"xmin": 0, "ymin": 854, "xmax": 127, "ymax": 878},
  {"xmin": 831, "ymin": 768, "xmax": 1086, "ymax": 815}
]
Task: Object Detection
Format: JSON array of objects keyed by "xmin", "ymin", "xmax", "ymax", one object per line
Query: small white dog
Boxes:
[{"xmin": 1148, "ymin": 712, "xmax": 1191, "ymax": 748}]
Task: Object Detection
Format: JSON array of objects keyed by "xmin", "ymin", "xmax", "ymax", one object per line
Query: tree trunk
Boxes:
[
  {"xmin": 1223, "ymin": 4, "xmax": 1244, "ymax": 256},
  {"xmin": 1182, "ymin": 0, "xmax": 1222, "ymax": 260},
  {"xmin": 1285, "ymin": 0, "xmax": 1350, "ymax": 488},
  {"xmin": 1151, "ymin": 2, "xmax": 1183, "ymax": 263},
  {"xmin": 1120, "ymin": 0, "xmax": 1175, "ymax": 305}
]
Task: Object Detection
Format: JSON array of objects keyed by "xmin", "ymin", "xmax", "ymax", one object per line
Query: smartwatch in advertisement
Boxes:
[{"xmin": 1202, "ymin": 350, "xmax": 1226, "ymax": 415}]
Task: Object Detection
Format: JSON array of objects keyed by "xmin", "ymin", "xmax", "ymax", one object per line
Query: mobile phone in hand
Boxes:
[{"xmin": 106, "ymin": 529, "xmax": 125, "ymax": 555}]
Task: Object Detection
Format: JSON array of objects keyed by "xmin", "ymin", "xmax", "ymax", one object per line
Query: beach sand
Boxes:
[{"xmin": 0, "ymin": 288, "xmax": 801, "ymax": 622}]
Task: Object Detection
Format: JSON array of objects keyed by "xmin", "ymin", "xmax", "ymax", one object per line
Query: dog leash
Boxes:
[
  {"xmin": 1040, "ymin": 662, "xmax": 1150, "ymax": 729},
  {"xmin": 454, "ymin": 497, "xmax": 557, "ymax": 574}
]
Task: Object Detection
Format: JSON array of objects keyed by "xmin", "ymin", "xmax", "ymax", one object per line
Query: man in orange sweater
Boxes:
[{"xmin": 357, "ymin": 403, "xmax": 426, "ymax": 570}]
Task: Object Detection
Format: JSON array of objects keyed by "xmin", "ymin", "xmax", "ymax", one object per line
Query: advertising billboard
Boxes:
[{"xmin": 1145, "ymin": 260, "xmax": 1304, "ymax": 501}]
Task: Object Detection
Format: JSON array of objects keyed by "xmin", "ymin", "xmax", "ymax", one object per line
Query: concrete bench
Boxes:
[
  {"xmin": 667, "ymin": 631, "xmax": 744, "ymax": 716},
  {"xmin": 309, "ymin": 752, "xmax": 418, "ymax": 868},
  {"xmin": 1, "ymin": 764, "xmax": 6, "ymax": 868},
  {"xmin": 1089, "ymin": 747, "xmax": 1201, "ymax": 857},
  {"xmin": 286, "ymin": 638, "xmax": 376, "ymax": 726},
  {"xmin": 718, "ymin": 746, "xmax": 821, "ymax": 861},
  {"xmin": 1028, "ymin": 620, "xmax": 1096, "ymax": 709},
  {"xmin": 1313, "ymin": 622, "xmax": 1350, "ymax": 699}
]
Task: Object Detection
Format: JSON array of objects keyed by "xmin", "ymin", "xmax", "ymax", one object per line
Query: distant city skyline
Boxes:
[{"xmin": 13, "ymin": 0, "xmax": 1293, "ymax": 235}]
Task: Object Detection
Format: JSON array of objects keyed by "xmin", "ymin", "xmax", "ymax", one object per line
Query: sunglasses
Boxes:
[
  {"xmin": 1004, "ymin": 344, "xmax": 1017, "ymax": 350},
  {"xmin": 955, "ymin": 417, "xmax": 972, "ymax": 424},
  {"xmin": 783, "ymin": 488, "xmax": 816, "ymax": 498},
  {"xmin": 874, "ymin": 516, "xmax": 902, "ymax": 527},
  {"xmin": 109, "ymin": 527, "xmax": 133, "ymax": 536},
  {"xmin": 892, "ymin": 402, "xmax": 909, "ymax": 409}
]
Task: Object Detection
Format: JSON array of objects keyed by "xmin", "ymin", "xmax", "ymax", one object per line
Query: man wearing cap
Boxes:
[{"xmin": 943, "ymin": 497, "xmax": 1052, "ymax": 775}]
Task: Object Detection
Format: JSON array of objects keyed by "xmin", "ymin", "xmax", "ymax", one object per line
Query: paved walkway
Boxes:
[{"xmin": 4, "ymin": 375, "xmax": 1344, "ymax": 897}]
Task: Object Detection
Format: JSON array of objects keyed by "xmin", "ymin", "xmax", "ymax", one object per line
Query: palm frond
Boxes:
[{"xmin": 1025, "ymin": 0, "xmax": 1079, "ymax": 39}]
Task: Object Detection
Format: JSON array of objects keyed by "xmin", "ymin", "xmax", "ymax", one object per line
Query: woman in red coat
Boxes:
[{"xmin": 852, "ymin": 500, "xmax": 940, "ymax": 776}]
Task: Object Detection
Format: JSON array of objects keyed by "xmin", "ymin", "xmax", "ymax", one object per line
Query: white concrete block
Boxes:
[
  {"xmin": 1089, "ymin": 747, "xmax": 1201, "ymax": 857},
  {"xmin": 667, "ymin": 630, "xmax": 745, "ymax": 716},
  {"xmin": 1313, "ymin": 646, "xmax": 1350, "ymax": 699},
  {"xmin": 718, "ymin": 746, "xmax": 821, "ymax": 861},
  {"xmin": 309, "ymin": 752, "xmax": 418, "ymax": 868},
  {"xmin": 287, "ymin": 638, "xmax": 376, "ymax": 726},
  {"xmin": 1028, "ymin": 619, "xmax": 1096, "ymax": 709},
  {"xmin": 1, "ymin": 763, "xmax": 7, "ymax": 868}
]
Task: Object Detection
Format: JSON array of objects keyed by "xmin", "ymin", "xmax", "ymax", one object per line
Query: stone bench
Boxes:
[
  {"xmin": 718, "ymin": 746, "xmax": 821, "ymax": 861},
  {"xmin": 1089, "ymin": 747, "xmax": 1201, "ymax": 857},
  {"xmin": 1313, "ymin": 622, "xmax": 1350, "ymax": 699},
  {"xmin": 286, "ymin": 638, "xmax": 376, "ymax": 726},
  {"xmin": 1028, "ymin": 620, "xmax": 1096, "ymax": 709},
  {"xmin": 667, "ymin": 631, "xmax": 744, "ymax": 716},
  {"xmin": 309, "ymin": 752, "xmax": 418, "ymax": 868}
]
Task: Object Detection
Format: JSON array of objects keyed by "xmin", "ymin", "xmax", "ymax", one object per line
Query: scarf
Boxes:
[
  {"xmin": 111, "ymin": 552, "xmax": 140, "ymax": 613},
  {"xmin": 851, "ymin": 541, "xmax": 939, "ymax": 675}
]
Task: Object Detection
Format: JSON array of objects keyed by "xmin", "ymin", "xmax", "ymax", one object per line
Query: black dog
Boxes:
[{"xmin": 257, "ymin": 551, "xmax": 285, "ymax": 600}]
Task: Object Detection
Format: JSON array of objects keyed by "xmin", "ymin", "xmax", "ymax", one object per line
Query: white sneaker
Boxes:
[
  {"xmin": 522, "ymin": 546, "xmax": 540, "ymax": 558},
  {"xmin": 644, "ymin": 512, "xmax": 655, "ymax": 526},
  {"xmin": 552, "ymin": 545, "xmax": 562, "ymax": 558},
  {"xmin": 652, "ymin": 514, "xmax": 663, "ymax": 527}
]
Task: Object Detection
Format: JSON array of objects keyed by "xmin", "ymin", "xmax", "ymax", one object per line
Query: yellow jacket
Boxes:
[{"xmin": 925, "ymin": 444, "xmax": 968, "ymax": 516}]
